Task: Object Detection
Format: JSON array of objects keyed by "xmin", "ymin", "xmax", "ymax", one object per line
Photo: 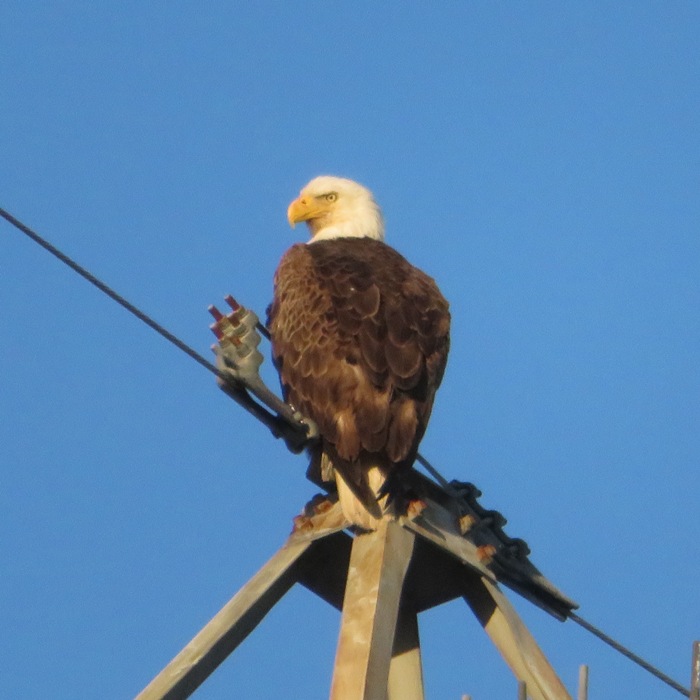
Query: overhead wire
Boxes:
[
  {"xmin": 0, "ymin": 207, "xmax": 293, "ymax": 436},
  {"xmin": 569, "ymin": 612, "xmax": 689, "ymax": 696},
  {"xmin": 0, "ymin": 205, "xmax": 690, "ymax": 698},
  {"xmin": 0, "ymin": 207, "xmax": 220, "ymax": 376}
]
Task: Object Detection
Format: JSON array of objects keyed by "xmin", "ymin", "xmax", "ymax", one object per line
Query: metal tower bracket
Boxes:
[{"xmin": 208, "ymin": 295, "xmax": 318, "ymax": 453}]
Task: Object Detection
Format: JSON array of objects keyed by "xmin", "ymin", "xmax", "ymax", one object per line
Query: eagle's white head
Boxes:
[{"xmin": 287, "ymin": 175, "xmax": 385, "ymax": 243}]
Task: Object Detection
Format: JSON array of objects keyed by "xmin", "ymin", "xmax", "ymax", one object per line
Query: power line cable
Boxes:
[
  {"xmin": 0, "ymin": 207, "xmax": 219, "ymax": 376},
  {"xmin": 0, "ymin": 205, "xmax": 690, "ymax": 698},
  {"xmin": 569, "ymin": 612, "xmax": 689, "ymax": 696},
  {"xmin": 0, "ymin": 207, "xmax": 292, "ymax": 436}
]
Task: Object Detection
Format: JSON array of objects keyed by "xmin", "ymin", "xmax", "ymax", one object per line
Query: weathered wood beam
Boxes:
[
  {"xmin": 330, "ymin": 520, "xmax": 415, "ymax": 700},
  {"xmin": 462, "ymin": 574, "xmax": 572, "ymax": 700},
  {"xmin": 401, "ymin": 497, "xmax": 576, "ymax": 621},
  {"xmin": 387, "ymin": 607, "xmax": 424, "ymax": 700},
  {"xmin": 577, "ymin": 665, "xmax": 589, "ymax": 700},
  {"xmin": 136, "ymin": 501, "xmax": 349, "ymax": 700},
  {"xmin": 400, "ymin": 498, "xmax": 495, "ymax": 579},
  {"xmin": 135, "ymin": 538, "xmax": 311, "ymax": 700},
  {"xmin": 691, "ymin": 641, "xmax": 700, "ymax": 700}
]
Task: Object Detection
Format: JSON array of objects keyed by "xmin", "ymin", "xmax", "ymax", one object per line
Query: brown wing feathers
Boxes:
[{"xmin": 268, "ymin": 237, "xmax": 449, "ymax": 467}]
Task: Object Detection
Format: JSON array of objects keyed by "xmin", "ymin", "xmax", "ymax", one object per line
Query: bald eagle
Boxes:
[{"xmin": 267, "ymin": 176, "xmax": 450, "ymax": 530}]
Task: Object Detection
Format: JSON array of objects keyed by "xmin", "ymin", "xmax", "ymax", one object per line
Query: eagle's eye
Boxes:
[{"xmin": 325, "ymin": 192, "xmax": 338, "ymax": 202}]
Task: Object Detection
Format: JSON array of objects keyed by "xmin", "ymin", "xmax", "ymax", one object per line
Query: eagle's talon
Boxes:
[
  {"xmin": 458, "ymin": 513, "xmax": 477, "ymax": 535},
  {"xmin": 291, "ymin": 514, "xmax": 313, "ymax": 532},
  {"xmin": 406, "ymin": 499, "xmax": 427, "ymax": 520},
  {"xmin": 476, "ymin": 544, "xmax": 497, "ymax": 564},
  {"xmin": 279, "ymin": 421, "xmax": 313, "ymax": 454},
  {"xmin": 311, "ymin": 497, "xmax": 334, "ymax": 515}
]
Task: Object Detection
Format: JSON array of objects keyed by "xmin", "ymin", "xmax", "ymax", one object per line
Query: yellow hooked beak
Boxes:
[{"xmin": 287, "ymin": 195, "xmax": 330, "ymax": 228}]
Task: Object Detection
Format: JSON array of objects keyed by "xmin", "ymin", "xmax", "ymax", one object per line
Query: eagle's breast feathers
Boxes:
[{"xmin": 268, "ymin": 237, "xmax": 450, "ymax": 467}]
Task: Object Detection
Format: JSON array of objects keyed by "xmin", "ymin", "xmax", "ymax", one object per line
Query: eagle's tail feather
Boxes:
[
  {"xmin": 335, "ymin": 468, "xmax": 384, "ymax": 530},
  {"xmin": 322, "ymin": 450, "xmax": 391, "ymax": 530}
]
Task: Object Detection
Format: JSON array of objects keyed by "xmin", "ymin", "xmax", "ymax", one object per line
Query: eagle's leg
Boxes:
[{"xmin": 378, "ymin": 469, "xmax": 427, "ymax": 520}]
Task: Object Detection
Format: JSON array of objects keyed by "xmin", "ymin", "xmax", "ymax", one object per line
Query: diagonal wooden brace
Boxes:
[
  {"xmin": 135, "ymin": 501, "xmax": 350, "ymax": 700},
  {"xmin": 463, "ymin": 575, "xmax": 572, "ymax": 700},
  {"xmin": 402, "ymin": 498, "xmax": 572, "ymax": 700},
  {"xmin": 135, "ymin": 539, "xmax": 310, "ymax": 700}
]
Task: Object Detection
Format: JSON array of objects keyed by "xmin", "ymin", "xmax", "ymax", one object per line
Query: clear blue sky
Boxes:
[{"xmin": 1, "ymin": 3, "xmax": 698, "ymax": 699}]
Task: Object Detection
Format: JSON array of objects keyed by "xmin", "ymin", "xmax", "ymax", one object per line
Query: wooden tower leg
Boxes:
[
  {"xmin": 462, "ymin": 574, "xmax": 572, "ymax": 700},
  {"xmin": 136, "ymin": 537, "xmax": 317, "ymax": 700},
  {"xmin": 388, "ymin": 607, "xmax": 424, "ymax": 700},
  {"xmin": 330, "ymin": 520, "xmax": 415, "ymax": 700}
]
